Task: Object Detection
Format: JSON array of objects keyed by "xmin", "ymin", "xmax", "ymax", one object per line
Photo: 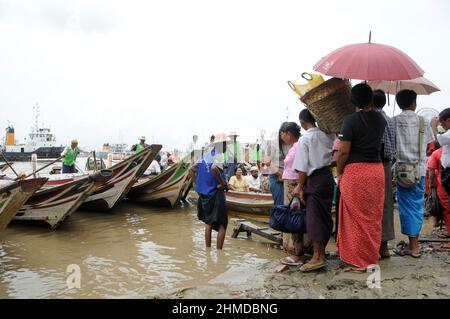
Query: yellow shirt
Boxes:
[{"xmin": 229, "ymin": 176, "xmax": 249, "ymax": 192}]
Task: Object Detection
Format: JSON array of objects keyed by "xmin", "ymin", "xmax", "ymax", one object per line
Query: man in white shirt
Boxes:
[
  {"xmin": 246, "ymin": 166, "xmax": 261, "ymax": 192},
  {"xmin": 394, "ymin": 90, "xmax": 434, "ymax": 258}
]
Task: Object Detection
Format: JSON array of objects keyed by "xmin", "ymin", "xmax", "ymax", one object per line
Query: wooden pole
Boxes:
[
  {"xmin": 18, "ymin": 155, "xmax": 64, "ymax": 180},
  {"xmin": 0, "ymin": 152, "xmax": 20, "ymax": 178},
  {"xmin": 93, "ymin": 151, "xmax": 98, "ymax": 171}
]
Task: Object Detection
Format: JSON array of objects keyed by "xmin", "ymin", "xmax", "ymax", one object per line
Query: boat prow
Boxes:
[
  {"xmin": 81, "ymin": 144, "xmax": 162, "ymax": 211},
  {"xmin": 0, "ymin": 177, "xmax": 48, "ymax": 233},
  {"xmin": 127, "ymin": 159, "xmax": 191, "ymax": 207},
  {"xmin": 14, "ymin": 171, "xmax": 112, "ymax": 230}
]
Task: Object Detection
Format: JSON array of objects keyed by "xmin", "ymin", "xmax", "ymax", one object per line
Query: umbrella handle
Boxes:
[
  {"xmin": 301, "ymin": 72, "xmax": 313, "ymax": 81},
  {"xmin": 287, "ymin": 81, "xmax": 295, "ymax": 91}
]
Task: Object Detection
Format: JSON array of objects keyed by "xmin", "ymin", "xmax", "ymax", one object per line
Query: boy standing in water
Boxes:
[{"xmin": 193, "ymin": 133, "xmax": 228, "ymax": 249}]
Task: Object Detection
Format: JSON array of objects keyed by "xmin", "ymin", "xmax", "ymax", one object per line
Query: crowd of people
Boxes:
[{"xmin": 189, "ymin": 84, "xmax": 450, "ymax": 273}]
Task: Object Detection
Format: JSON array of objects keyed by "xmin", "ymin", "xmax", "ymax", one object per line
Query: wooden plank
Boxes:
[
  {"xmin": 419, "ymin": 238, "xmax": 450, "ymax": 243},
  {"xmin": 231, "ymin": 219, "xmax": 282, "ymax": 244}
]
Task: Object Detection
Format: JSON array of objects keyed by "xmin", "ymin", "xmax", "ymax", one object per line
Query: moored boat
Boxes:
[
  {"xmin": 0, "ymin": 163, "xmax": 8, "ymax": 172},
  {"xmin": 14, "ymin": 171, "xmax": 112, "ymax": 229},
  {"xmin": 0, "ymin": 177, "xmax": 48, "ymax": 232},
  {"xmin": 80, "ymin": 145, "xmax": 162, "ymax": 210},
  {"xmin": 225, "ymin": 191, "xmax": 273, "ymax": 222},
  {"xmin": 127, "ymin": 159, "xmax": 191, "ymax": 207}
]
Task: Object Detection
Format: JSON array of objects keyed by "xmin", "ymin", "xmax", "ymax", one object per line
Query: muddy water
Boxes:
[{"xmin": 0, "ymin": 201, "xmax": 286, "ymax": 298}]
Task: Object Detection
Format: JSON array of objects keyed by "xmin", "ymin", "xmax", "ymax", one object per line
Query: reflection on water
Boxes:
[{"xmin": 0, "ymin": 201, "xmax": 285, "ymax": 298}]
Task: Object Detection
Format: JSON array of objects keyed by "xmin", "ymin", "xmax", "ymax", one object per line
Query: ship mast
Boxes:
[{"xmin": 33, "ymin": 102, "xmax": 40, "ymax": 133}]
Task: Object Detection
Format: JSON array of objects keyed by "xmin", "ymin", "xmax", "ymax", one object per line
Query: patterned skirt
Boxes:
[{"xmin": 337, "ymin": 163, "xmax": 385, "ymax": 268}]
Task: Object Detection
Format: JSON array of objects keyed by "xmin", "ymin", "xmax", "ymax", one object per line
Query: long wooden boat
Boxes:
[
  {"xmin": 127, "ymin": 160, "xmax": 191, "ymax": 207},
  {"xmin": 80, "ymin": 144, "xmax": 162, "ymax": 210},
  {"xmin": 0, "ymin": 178, "xmax": 48, "ymax": 232},
  {"xmin": 225, "ymin": 191, "xmax": 273, "ymax": 222},
  {"xmin": 14, "ymin": 171, "xmax": 112, "ymax": 229}
]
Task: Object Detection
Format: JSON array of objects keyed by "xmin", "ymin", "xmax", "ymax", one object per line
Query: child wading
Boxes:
[{"xmin": 193, "ymin": 133, "xmax": 229, "ymax": 249}]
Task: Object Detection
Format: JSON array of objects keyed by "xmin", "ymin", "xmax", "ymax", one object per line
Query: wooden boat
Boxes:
[
  {"xmin": 127, "ymin": 160, "xmax": 191, "ymax": 207},
  {"xmin": 14, "ymin": 171, "xmax": 112, "ymax": 229},
  {"xmin": 0, "ymin": 177, "xmax": 48, "ymax": 232},
  {"xmin": 0, "ymin": 163, "xmax": 8, "ymax": 172},
  {"xmin": 225, "ymin": 191, "xmax": 273, "ymax": 222},
  {"xmin": 80, "ymin": 144, "xmax": 162, "ymax": 210}
]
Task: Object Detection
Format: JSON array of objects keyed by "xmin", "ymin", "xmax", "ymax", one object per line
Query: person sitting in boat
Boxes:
[
  {"xmin": 246, "ymin": 166, "xmax": 261, "ymax": 192},
  {"xmin": 61, "ymin": 139, "xmax": 79, "ymax": 174},
  {"xmin": 131, "ymin": 136, "xmax": 149, "ymax": 153},
  {"xmin": 228, "ymin": 167, "xmax": 249, "ymax": 192},
  {"xmin": 146, "ymin": 154, "xmax": 162, "ymax": 175}
]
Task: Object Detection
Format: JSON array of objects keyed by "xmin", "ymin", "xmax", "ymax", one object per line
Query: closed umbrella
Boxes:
[
  {"xmin": 313, "ymin": 33, "xmax": 424, "ymax": 81},
  {"xmin": 368, "ymin": 77, "xmax": 440, "ymax": 95}
]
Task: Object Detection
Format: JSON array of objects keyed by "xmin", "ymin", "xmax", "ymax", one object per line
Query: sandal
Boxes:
[
  {"xmin": 299, "ymin": 262, "xmax": 326, "ymax": 272},
  {"xmin": 280, "ymin": 256, "xmax": 302, "ymax": 266},
  {"xmin": 393, "ymin": 241, "xmax": 408, "ymax": 256}
]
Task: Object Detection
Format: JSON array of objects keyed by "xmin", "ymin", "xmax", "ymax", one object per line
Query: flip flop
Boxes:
[
  {"xmin": 393, "ymin": 241, "xmax": 408, "ymax": 256},
  {"xmin": 299, "ymin": 262, "xmax": 325, "ymax": 272},
  {"xmin": 280, "ymin": 256, "xmax": 302, "ymax": 266}
]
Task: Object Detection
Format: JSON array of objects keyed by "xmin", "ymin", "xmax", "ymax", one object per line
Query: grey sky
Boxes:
[{"xmin": 0, "ymin": 0, "xmax": 449, "ymax": 151}]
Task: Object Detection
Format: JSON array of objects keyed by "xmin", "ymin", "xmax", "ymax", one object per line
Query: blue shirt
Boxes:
[{"xmin": 195, "ymin": 150, "xmax": 227, "ymax": 196}]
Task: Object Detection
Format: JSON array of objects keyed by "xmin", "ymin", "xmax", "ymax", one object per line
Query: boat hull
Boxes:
[
  {"xmin": 14, "ymin": 176, "xmax": 98, "ymax": 229},
  {"xmin": 127, "ymin": 160, "xmax": 191, "ymax": 207},
  {"xmin": 0, "ymin": 147, "xmax": 65, "ymax": 162},
  {"xmin": 0, "ymin": 178, "xmax": 48, "ymax": 232},
  {"xmin": 81, "ymin": 145, "xmax": 162, "ymax": 210},
  {"xmin": 225, "ymin": 191, "xmax": 273, "ymax": 222}
]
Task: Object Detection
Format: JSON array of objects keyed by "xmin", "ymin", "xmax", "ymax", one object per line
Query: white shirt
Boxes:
[
  {"xmin": 437, "ymin": 129, "xmax": 450, "ymax": 168},
  {"xmin": 246, "ymin": 174, "xmax": 261, "ymax": 190},
  {"xmin": 293, "ymin": 127, "xmax": 334, "ymax": 176},
  {"xmin": 393, "ymin": 110, "xmax": 434, "ymax": 176},
  {"xmin": 148, "ymin": 160, "xmax": 161, "ymax": 174},
  {"xmin": 187, "ymin": 141, "xmax": 200, "ymax": 153}
]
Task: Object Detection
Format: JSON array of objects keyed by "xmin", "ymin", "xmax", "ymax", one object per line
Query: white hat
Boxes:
[
  {"xmin": 213, "ymin": 133, "xmax": 229, "ymax": 144},
  {"xmin": 139, "ymin": 136, "xmax": 146, "ymax": 141},
  {"xmin": 228, "ymin": 131, "xmax": 239, "ymax": 137},
  {"xmin": 250, "ymin": 166, "xmax": 259, "ymax": 171}
]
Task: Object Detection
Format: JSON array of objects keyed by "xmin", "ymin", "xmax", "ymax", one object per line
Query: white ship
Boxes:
[{"xmin": 1, "ymin": 103, "xmax": 64, "ymax": 161}]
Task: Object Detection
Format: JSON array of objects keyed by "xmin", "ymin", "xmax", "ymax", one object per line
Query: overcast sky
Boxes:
[{"xmin": 1, "ymin": 0, "xmax": 449, "ymax": 151}]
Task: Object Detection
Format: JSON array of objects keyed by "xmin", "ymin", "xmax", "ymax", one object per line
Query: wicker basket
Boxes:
[{"xmin": 300, "ymin": 78, "xmax": 354, "ymax": 134}]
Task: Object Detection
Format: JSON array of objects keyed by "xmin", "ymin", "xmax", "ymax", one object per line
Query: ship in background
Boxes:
[{"xmin": 1, "ymin": 103, "xmax": 64, "ymax": 161}]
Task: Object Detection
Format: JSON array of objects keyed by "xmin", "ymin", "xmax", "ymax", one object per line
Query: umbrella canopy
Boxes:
[
  {"xmin": 313, "ymin": 42, "xmax": 424, "ymax": 81},
  {"xmin": 368, "ymin": 77, "xmax": 440, "ymax": 95}
]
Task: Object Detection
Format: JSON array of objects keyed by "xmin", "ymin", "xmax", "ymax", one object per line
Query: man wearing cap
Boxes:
[
  {"xmin": 193, "ymin": 132, "xmax": 228, "ymax": 249},
  {"xmin": 61, "ymin": 139, "xmax": 79, "ymax": 173},
  {"xmin": 131, "ymin": 136, "xmax": 149, "ymax": 153},
  {"xmin": 225, "ymin": 131, "xmax": 241, "ymax": 181},
  {"xmin": 246, "ymin": 166, "xmax": 261, "ymax": 192}
]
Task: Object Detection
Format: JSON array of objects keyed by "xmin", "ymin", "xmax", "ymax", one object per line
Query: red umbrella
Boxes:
[{"xmin": 313, "ymin": 35, "xmax": 424, "ymax": 81}]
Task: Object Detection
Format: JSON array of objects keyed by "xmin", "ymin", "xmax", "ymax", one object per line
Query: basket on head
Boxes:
[{"xmin": 300, "ymin": 78, "xmax": 354, "ymax": 134}]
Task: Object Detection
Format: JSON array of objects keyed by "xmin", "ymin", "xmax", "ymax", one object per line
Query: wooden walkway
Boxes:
[{"xmin": 231, "ymin": 219, "xmax": 282, "ymax": 244}]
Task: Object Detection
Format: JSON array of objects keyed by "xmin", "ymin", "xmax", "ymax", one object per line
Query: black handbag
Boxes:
[
  {"xmin": 441, "ymin": 166, "xmax": 450, "ymax": 193},
  {"xmin": 269, "ymin": 197, "xmax": 307, "ymax": 233}
]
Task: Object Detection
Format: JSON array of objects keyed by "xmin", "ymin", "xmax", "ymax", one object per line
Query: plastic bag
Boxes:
[{"xmin": 287, "ymin": 72, "xmax": 325, "ymax": 97}]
